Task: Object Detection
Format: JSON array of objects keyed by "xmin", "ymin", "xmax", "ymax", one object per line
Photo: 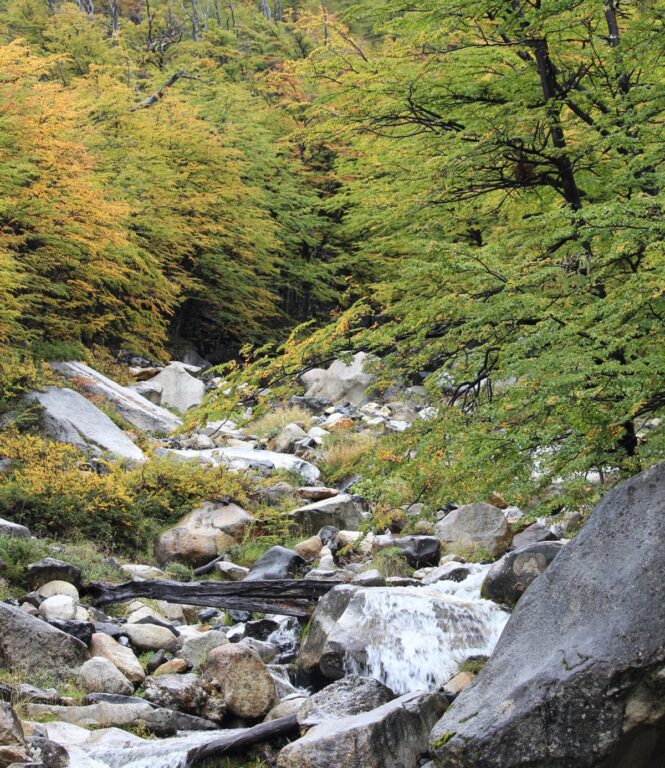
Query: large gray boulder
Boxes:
[
  {"xmin": 0, "ymin": 518, "xmax": 29, "ymax": 539},
  {"xmin": 0, "ymin": 603, "xmax": 89, "ymax": 673},
  {"xmin": 303, "ymin": 353, "xmax": 373, "ymax": 406},
  {"xmin": 154, "ymin": 501, "xmax": 253, "ymax": 566},
  {"xmin": 26, "ymin": 387, "xmax": 145, "ymax": 461},
  {"xmin": 137, "ymin": 362, "xmax": 206, "ymax": 413},
  {"xmin": 481, "ymin": 541, "xmax": 565, "ymax": 606},
  {"xmin": 431, "ymin": 462, "xmax": 665, "ymax": 768},
  {"xmin": 278, "ymin": 691, "xmax": 446, "ymax": 768},
  {"xmin": 435, "ymin": 502, "xmax": 513, "ymax": 559},
  {"xmin": 51, "ymin": 361, "xmax": 181, "ymax": 434},
  {"xmin": 289, "ymin": 495, "xmax": 363, "ymax": 536}
]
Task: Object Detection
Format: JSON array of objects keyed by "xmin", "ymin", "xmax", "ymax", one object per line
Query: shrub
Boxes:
[
  {"xmin": 321, "ymin": 430, "xmax": 377, "ymax": 484},
  {"xmin": 246, "ymin": 405, "xmax": 313, "ymax": 441},
  {"xmin": 370, "ymin": 546, "xmax": 413, "ymax": 578},
  {"xmin": 0, "ymin": 429, "xmax": 249, "ymax": 555}
]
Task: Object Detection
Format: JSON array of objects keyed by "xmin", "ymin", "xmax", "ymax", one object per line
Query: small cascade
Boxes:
[{"xmin": 342, "ymin": 564, "xmax": 509, "ymax": 694}]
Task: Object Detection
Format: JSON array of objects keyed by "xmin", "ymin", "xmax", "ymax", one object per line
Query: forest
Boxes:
[{"xmin": 0, "ymin": 2, "xmax": 664, "ymax": 767}]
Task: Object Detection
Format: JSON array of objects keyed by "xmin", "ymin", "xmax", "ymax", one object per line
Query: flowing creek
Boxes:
[{"xmin": 48, "ymin": 565, "xmax": 508, "ymax": 767}]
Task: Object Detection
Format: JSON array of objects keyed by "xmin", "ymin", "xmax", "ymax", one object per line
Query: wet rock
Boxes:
[
  {"xmin": 442, "ymin": 671, "xmax": 475, "ymax": 698},
  {"xmin": 78, "ymin": 658, "xmax": 133, "ymax": 696},
  {"xmin": 431, "ymin": 462, "xmax": 665, "ymax": 768},
  {"xmin": 155, "ymin": 501, "xmax": 253, "ymax": 567},
  {"xmin": 244, "ymin": 546, "xmax": 306, "ymax": 582},
  {"xmin": 46, "ymin": 619, "xmax": 94, "ymax": 646},
  {"xmin": 290, "ymin": 495, "xmax": 363, "ymax": 536},
  {"xmin": 421, "ymin": 562, "xmax": 471, "ymax": 586},
  {"xmin": 481, "ymin": 540, "xmax": 565, "ymax": 605},
  {"xmin": 26, "ymin": 387, "xmax": 145, "ymax": 462},
  {"xmin": 278, "ymin": 691, "xmax": 447, "ymax": 768},
  {"xmin": 351, "ymin": 569, "xmax": 385, "ymax": 587},
  {"xmin": 26, "ymin": 559, "xmax": 82, "ymax": 591},
  {"xmin": 435, "ymin": 502, "xmax": 513, "ymax": 559},
  {"xmin": 297, "ymin": 676, "xmax": 394, "ymax": 729},
  {"xmin": 206, "ymin": 644, "xmax": 277, "ymax": 719},
  {"xmin": 0, "ymin": 519, "xmax": 29, "ymax": 539},
  {"xmin": 0, "ymin": 603, "xmax": 89, "ymax": 673},
  {"xmin": 239, "ymin": 637, "xmax": 277, "ymax": 664},
  {"xmin": 89, "ymin": 633, "xmax": 145, "ymax": 684}
]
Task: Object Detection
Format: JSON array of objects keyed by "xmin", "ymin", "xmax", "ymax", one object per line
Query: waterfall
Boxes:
[{"xmin": 341, "ymin": 564, "xmax": 509, "ymax": 694}]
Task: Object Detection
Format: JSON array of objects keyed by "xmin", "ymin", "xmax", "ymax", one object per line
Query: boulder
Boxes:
[
  {"xmin": 205, "ymin": 644, "xmax": 277, "ymax": 719},
  {"xmin": 298, "ymin": 487, "xmax": 339, "ymax": 502},
  {"xmin": 39, "ymin": 595, "xmax": 77, "ymax": 622},
  {"xmin": 89, "ymin": 633, "xmax": 145, "ymax": 684},
  {"xmin": 481, "ymin": 540, "xmax": 565, "ymax": 605},
  {"xmin": 431, "ymin": 462, "xmax": 665, "ymax": 768},
  {"xmin": 78, "ymin": 658, "xmax": 133, "ymax": 696},
  {"xmin": 131, "ymin": 378, "xmax": 162, "ymax": 405},
  {"xmin": 297, "ymin": 675, "xmax": 395, "ymax": 729},
  {"xmin": 303, "ymin": 353, "xmax": 373, "ymax": 406},
  {"xmin": 140, "ymin": 362, "xmax": 206, "ymax": 413},
  {"xmin": 294, "ymin": 536, "xmax": 323, "ymax": 561},
  {"xmin": 272, "ymin": 423, "xmax": 308, "ymax": 454},
  {"xmin": 0, "ymin": 603, "xmax": 89, "ymax": 673},
  {"xmin": 0, "ymin": 702, "xmax": 27, "ymax": 768},
  {"xmin": 50, "ymin": 361, "xmax": 181, "ymax": 434},
  {"xmin": 243, "ymin": 546, "xmax": 307, "ymax": 582},
  {"xmin": 435, "ymin": 502, "xmax": 513, "ymax": 559},
  {"xmin": 26, "ymin": 387, "xmax": 144, "ymax": 461},
  {"xmin": 299, "ymin": 585, "xmax": 507, "ymax": 694},
  {"xmin": 372, "ymin": 535, "xmax": 440, "ymax": 568},
  {"xmin": 26, "ymin": 701, "xmax": 216, "ymax": 736},
  {"xmin": 26, "ymin": 559, "xmax": 82, "ymax": 590},
  {"xmin": 121, "ymin": 623, "xmax": 178, "ymax": 652},
  {"xmin": 179, "ymin": 630, "xmax": 229, "ymax": 668},
  {"xmin": 154, "ymin": 501, "xmax": 253, "ymax": 567},
  {"xmin": 266, "ymin": 694, "xmax": 309, "ymax": 722},
  {"xmin": 278, "ymin": 691, "xmax": 447, "ymax": 768},
  {"xmin": 142, "ymin": 673, "xmax": 224, "ymax": 721},
  {"xmin": 511, "ymin": 521, "xmax": 559, "ymax": 549},
  {"xmin": 0, "ymin": 519, "xmax": 30, "ymax": 539},
  {"xmin": 289, "ymin": 495, "xmax": 363, "ymax": 536},
  {"xmin": 214, "ymin": 561, "xmax": 249, "ymax": 581}
]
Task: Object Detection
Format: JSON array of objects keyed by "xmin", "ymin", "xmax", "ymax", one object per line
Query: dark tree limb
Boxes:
[
  {"xmin": 130, "ymin": 69, "xmax": 186, "ymax": 111},
  {"xmin": 85, "ymin": 579, "xmax": 341, "ymax": 618},
  {"xmin": 185, "ymin": 714, "xmax": 299, "ymax": 767}
]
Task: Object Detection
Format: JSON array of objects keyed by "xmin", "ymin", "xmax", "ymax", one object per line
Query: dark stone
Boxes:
[
  {"xmin": 47, "ymin": 620, "xmax": 94, "ymax": 646},
  {"xmin": 317, "ymin": 526, "xmax": 340, "ymax": 546},
  {"xmin": 375, "ymin": 535, "xmax": 440, "ymax": 568},
  {"xmin": 197, "ymin": 608, "xmax": 218, "ymax": 623},
  {"xmin": 83, "ymin": 693, "xmax": 157, "ymax": 708},
  {"xmin": 26, "ymin": 559, "xmax": 82, "ymax": 590},
  {"xmin": 511, "ymin": 521, "xmax": 559, "ymax": 549},
  {"xmin": 431, "ymin": 462, "xmax": 665, "ymax": 768},
  {"xmin": 135, "ymin": 615, "xmax": 180, "ymax": 636},
  {"xmin": 288, "ymin": 396, "xmax": 332, "ymax": 414},
  {"xmin": 243, "ymin": 546, "xmax": 307, "ymax": 582},
  {"xmin": 27, "ymin": 736, "xmax": 68, "ymax": 768},
  {"xmin": 93, "ymin": 622, "xmax": 123, "ymax": 639},
  {"xmin": 481, "ymin": 541, "xmax": 565, "ymax": 605},
  {"xmin": 244, "ymin": 618, "xmax": 281, "ymax": 641},
  {"xmin": 227, "ymin": 610, "xmax": 252, "ymax": 623}
]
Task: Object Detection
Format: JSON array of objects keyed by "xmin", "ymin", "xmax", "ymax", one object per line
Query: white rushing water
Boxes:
[{"xmin": 342, "ymin": 564, "xmax": 509, "ymax": 694}]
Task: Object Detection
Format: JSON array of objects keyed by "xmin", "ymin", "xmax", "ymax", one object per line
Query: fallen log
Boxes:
[
  {"xmin": 185, "ymin": 714, "xmax": 299, "ymax": 767},
  {"xmin": 85, "ymin": 578, "xmax": 342, "ymax": 618}
]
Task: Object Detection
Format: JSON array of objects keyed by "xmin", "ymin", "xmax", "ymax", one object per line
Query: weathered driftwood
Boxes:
[
  {"xmin": 85, "ymin": 578, "xmax": 341, "ymax": 617},
  {"xmin": 185, "ymin": 714, "xmax": 299, "ymax": 767}
]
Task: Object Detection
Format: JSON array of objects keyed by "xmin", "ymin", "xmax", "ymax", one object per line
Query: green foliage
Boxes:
[{"xmin": 370, "ymin": 545, "xmax": 413, "ymax": 578}]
